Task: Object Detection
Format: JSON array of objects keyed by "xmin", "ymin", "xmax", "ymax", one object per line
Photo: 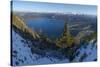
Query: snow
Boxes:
[
  {"xmin": 12, "ymin": 30, "xmax": 69, "ymax": 66},
  {"xmin": 12, "ymin": 30, "xmax": 97, "ymax": 66},
  {"xmin": 74, "ymin": 39, "xmax": 97, "ymax": 62},
  {"xmin": 12, "ymin": 30, "xmax": 36, "ymax": 65}
]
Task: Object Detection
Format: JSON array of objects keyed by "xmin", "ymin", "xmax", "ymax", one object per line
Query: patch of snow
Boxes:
[{"xmin": 74, "ymin": 39, "xmax": 97, "ymax": 62}]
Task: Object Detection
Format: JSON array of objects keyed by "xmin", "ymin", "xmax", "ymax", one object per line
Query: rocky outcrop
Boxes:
[{"xmin": 12, "ymin": 14, "xmax": 40, "ymax": 40}]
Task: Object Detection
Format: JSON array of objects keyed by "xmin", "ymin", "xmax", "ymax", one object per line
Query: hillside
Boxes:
[
  {"xmin": 11, "ymin": 14, "xmax": 97, "ymax": 66},
  {"xmin": 12, "ymin": 29, "xmax": 97, "ymax": 66}
]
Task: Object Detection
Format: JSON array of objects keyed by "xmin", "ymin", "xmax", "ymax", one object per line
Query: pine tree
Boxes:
[{"xmin": 56, "ymin": 21, "xmax": 74, "ymax": 48}]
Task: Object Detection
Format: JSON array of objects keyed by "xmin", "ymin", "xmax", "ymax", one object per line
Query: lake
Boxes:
[{"xmin": 25, "ymin": 18, "xmax": 65, "ymax": 39}]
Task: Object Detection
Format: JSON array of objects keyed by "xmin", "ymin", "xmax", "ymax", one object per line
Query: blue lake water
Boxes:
[{"xmin": 25, "ymin": 18, "xmax": 65, "ymax": 39}]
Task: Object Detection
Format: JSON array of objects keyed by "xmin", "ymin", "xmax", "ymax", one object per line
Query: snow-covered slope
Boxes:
[
  {"xmin": 73, "ymin": 39, "xmax": 97, "ymax": 62},
  {"xmin": 12, "ymin": 30, "xmax": 69, "ymax": 66},
  {"xmin": 12, "ymin": 29, "xmax": 97, "ymax": 66}
]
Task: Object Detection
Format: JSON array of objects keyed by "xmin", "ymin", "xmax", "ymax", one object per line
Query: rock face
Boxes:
[{"xmin": 12, "ymin": 14, "xmax": 40, "ymax": 40}]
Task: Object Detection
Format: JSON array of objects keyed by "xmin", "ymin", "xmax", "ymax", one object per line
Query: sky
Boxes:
[{"xmin": 12, "ymin": 1, "xmax": 97, "ymax": 15}]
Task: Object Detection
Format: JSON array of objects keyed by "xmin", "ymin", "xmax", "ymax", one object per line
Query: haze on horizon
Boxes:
[{"xmin": 12, "ymin": 1, "xmax": 97, "ymax": 15}]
